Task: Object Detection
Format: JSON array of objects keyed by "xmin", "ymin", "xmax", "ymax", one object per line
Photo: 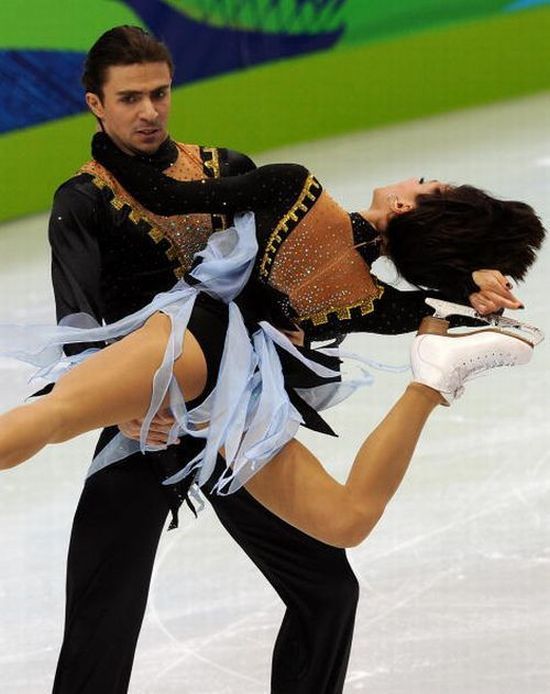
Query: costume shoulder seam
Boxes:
[{"xmin": 52, "ymin": 170, "xmax": 99, "ymax": 199}]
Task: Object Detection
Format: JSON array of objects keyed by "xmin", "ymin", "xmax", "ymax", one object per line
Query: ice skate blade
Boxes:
[{"xmin": 424, "ymin": 298, "xmax": 544, "ymax": 347}]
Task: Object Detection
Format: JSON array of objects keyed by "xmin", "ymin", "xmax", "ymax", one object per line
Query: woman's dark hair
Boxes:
[
  {"xmin": 82, "ymin": 26, "xmax": 174, "ymax": 98},
  {"xmin": 385, "ymin": 185, "xmax": 546, "ymax": 294}
]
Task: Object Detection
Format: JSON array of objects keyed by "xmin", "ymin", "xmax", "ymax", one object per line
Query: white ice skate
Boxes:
[{"xmin": 411, "ymin": 299, "xmax": 544, "ymax": 405}]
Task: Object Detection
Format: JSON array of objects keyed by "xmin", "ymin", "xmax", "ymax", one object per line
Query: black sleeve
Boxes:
[
  {"xmin": 306, "ymin": 275, "xmax": 484, "ymax": 340},
  {"xmin": 49, "ymin": 178, "xmax": 106, "ymax": 354},
  {"xmin": 219, "ymin": 148, "xmax": 257, "ymax": 176},
  {"xmin": 345, "ymin": 278, "xmax": 437, "ymax": 335},
  {"xmin": 92, "ymin": 133, "xmax": 307, "ymax": 217}
]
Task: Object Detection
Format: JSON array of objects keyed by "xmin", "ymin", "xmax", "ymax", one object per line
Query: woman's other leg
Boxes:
[
  {"xmin": 245, "ymin": 324, "xmax": 535, "ymax": 547},
  {"xmin": 245, "ymin": 383, "xmax": 441, "ymax": 548}
]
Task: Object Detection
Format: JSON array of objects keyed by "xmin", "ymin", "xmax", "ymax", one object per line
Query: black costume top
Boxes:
[
  {"xmin": 50, "ymin": 137, "xmax": 255, "ymax": 352},
  {"xmin": 48, "ymin": 137, "xmax": 256, "ymax": 523},
  {"xmin": 91, "ymin": 133, "xmax": 474, "ymax": 343}
]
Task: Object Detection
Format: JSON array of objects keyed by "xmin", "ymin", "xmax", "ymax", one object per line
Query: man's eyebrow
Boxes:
[{"xmin": 115, "ymin": 84, "xmax": 171, "ymax": 96}]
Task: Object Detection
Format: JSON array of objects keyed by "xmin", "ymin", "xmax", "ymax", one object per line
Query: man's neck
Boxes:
[{"xmin": 94, "ymin": 130, "xmax": 178, "ymax": 171}]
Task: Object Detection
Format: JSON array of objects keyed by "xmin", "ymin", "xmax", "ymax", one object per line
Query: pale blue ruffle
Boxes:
[{"xmin": 0, "ymin": 212, "xmax": 392, "ymax": 493}]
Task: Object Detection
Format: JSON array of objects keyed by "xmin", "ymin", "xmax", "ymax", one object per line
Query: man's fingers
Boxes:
[
  {"xmin": 147, "ymin": 423, "xmax": 174, "ymax": 435},
  {"xmin": 119, "ymin": 413, "xmax": 175, "ymax": 431},
  {"xmin": 118, "ymin": 410, "xmax": 178, "ymax": 445},
  {"xmin": 118, "ymin": 421, "xmax": 141, "ymax": 438},
  {"xmin": 152, "ymin": 409, "xmax": 175, "ymax": 423},
  {"xmin": 119, "ymin": 428, "xmax": 180, "ymax": 445},
  {"xmin": 147, "ymin": 434, "xmax": 178, "ymax": 446},
  {"xmin": 281, "ymin": 328, "xmax": 305, "ymax": 346},
  {"xmin": 153, "ymin": 414, "xmax": 175, "ymax": 425}
]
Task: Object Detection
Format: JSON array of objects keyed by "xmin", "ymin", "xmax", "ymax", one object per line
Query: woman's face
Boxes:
[{"xmin": 370, "ymin": 178, "xmax": 446, "ymax": 229}]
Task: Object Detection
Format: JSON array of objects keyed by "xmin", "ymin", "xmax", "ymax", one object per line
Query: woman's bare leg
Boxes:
[
  {"xmin": 245, "ymin": 383, "xmax": 443, "ymax": 548},
  {"xmin": 0, "ymin": 314, "xmax": 207, "ymax": 470}
]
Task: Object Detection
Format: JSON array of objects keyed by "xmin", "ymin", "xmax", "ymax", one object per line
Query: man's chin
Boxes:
[
  {"xmin": 136, "ymin": 130, "xmax": 167, "ymax": 149},
  {"xmin": 123, "ymin": 133, "xmax": 168, "ymax": 156}
]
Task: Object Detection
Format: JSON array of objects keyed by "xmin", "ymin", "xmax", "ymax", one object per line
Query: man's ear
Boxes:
[{"xmin": 85, "ymin": 92, "xmax": 104, "ymax": 119}]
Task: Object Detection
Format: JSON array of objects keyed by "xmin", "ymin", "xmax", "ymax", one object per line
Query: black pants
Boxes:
[{"xmin": 51, "ymin": 443, "xmax": 359, "ymax": 693}]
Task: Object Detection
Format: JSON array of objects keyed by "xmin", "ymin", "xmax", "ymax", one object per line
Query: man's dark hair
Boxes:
[
  {"xmin": 82, "ymin": 25, "xmax": 174, "ymax": 98},
  {"xmin": 385, "ymin": 185, "xmax": 546, "ymax": 294}
]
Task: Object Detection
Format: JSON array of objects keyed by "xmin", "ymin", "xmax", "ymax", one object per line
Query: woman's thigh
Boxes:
[{"xmin": 51, "ymin": 313, "xmax": 208, "ymax": 437}]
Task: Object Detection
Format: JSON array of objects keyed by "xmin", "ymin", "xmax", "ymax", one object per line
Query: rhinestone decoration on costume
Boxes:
[
  {"xmin": 80, "ymin": 144, "xmax": 227, "ymax": 279},
  {"xmin": 267, "ymin": 188, "xmax": 384, "ymax": 326}
]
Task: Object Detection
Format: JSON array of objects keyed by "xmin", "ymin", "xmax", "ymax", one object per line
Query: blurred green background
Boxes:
[{"xmin": 1, "ymin": 0, "xmax": 549, "ymax": 222}]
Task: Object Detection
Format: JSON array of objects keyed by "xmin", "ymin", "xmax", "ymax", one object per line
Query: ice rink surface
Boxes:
[{"xmin": 0, "ymin": 93, "xmax": 549, "ymax": 693}]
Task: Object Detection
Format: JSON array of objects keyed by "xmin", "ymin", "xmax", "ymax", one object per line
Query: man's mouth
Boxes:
[{"xmin": 136, "ymin": 128, "xmax": 160, "ymax": 136}]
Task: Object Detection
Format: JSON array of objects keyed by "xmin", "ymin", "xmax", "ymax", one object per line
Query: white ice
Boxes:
[{"xmin": 0, "ymin": 93, "xmax": 549, "ymax": 693}]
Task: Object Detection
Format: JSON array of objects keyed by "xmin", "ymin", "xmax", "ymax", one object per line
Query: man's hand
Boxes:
[
  {"xmin": 469, "ymin": 269, "xmax": 524, "ymax": 315},
  {"xmin": 118, "ymin": 410, "xmax": 178, "ymax": 446},
  {"xmin": 281, "ymin": 325, "xmax": 306, "ymax": 346}
]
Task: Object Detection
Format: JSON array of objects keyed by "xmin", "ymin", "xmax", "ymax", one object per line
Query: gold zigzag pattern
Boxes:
[
  {"xmin": 259, "ymin": 174, "xmax": 321, "ymax": 279},
  {"xmin": 302, "ymin": 282, "xmax": 385, "ymax": 326}
]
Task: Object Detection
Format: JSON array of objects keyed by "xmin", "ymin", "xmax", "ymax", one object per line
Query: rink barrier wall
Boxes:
[{"xmin": 1, "ymin": 6, "xmax": 549, "ymax": 223}]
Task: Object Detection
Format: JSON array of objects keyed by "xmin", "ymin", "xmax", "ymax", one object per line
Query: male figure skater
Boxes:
[{"xmin": 49, "ymin": 26, "xmax": 359, "ymax": 694}]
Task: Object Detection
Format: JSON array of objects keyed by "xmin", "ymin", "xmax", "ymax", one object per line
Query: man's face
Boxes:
[{"xmin": 86, "ymin": 62, "xmax": 172, "ymax": 155}]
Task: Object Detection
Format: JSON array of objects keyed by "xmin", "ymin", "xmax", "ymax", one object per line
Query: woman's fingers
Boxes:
[
  {"xmin": 472, "ymin": 269, "xmax": 517, "ymax": 293},
  {"xmin": 470, "ymin": 271, "xmax": 524, "ymax": 313},
  {"xmin": 469, "ymin": 290, "xmax": 524, "ymax": 315},
  {"xmin": 486, "ymin": 280, "xmax": 520, "ymax": 304}
]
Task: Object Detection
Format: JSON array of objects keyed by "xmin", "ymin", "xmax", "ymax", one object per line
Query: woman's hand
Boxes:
[
  {"xmin": 118, "ymin": 410, "xmax": 178, "ymax": 446},
  {"xmin": 468, "ymin": 270, "xmax": 524, "ymax": 315}
]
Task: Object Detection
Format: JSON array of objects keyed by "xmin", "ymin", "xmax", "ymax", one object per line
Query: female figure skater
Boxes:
[{"xmin": 0, "ymin": 132, "xmax": 544, "ymax": 547}]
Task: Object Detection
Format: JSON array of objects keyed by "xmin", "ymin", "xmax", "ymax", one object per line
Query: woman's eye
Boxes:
[{"xmin": 418, "ymin": 177, "xmax": 425, "ymax": 184}]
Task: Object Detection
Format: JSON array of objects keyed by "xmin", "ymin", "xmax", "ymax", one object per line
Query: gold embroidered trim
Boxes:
[
  {"xmin": 202, "ymin": 147, "xmax": 220, "ymax": 178},
  {"xmin": 302, "ymin": 281, "xmax": 385, "ymax": 326},
  {"xmin": 259, "ymin": 175, "xmax": 321, "ymax": 279},
  {"xmin": 81, "ymin": 152, "xmax": 222, "ymax": 278},
  {"xmin": 90, "ymin": 175, "xmax": 107, "ymax": 190},
  {"xmin": 86, "ymin": 171, "xmax": 169, "ymax": 250},
  {"xmin": 201, "ymin": 147, "xmax": 227, "ymax": 233}
]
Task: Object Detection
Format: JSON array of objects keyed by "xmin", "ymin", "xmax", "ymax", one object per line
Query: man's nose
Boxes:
[{"xmin": 140, "ymin": 98, "xmax": 158, "ymax": 121}]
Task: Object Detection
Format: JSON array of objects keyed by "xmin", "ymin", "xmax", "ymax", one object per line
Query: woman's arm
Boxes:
[
  {"xmin": 92, "ymin": 133, "xmax": 308, "ymax": 217},
  {"xmin": 303, "ymin": 279, "xmax": 441, "ymax": 339},
  {"xmin": 304, "ymin": 268, "xmax": 523, "ymax": 340}
]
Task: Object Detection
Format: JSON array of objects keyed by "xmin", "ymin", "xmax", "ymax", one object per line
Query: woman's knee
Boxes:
[{"xmin": 329, "ymin": 501, "xmax": 385, "ymax": 549}]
